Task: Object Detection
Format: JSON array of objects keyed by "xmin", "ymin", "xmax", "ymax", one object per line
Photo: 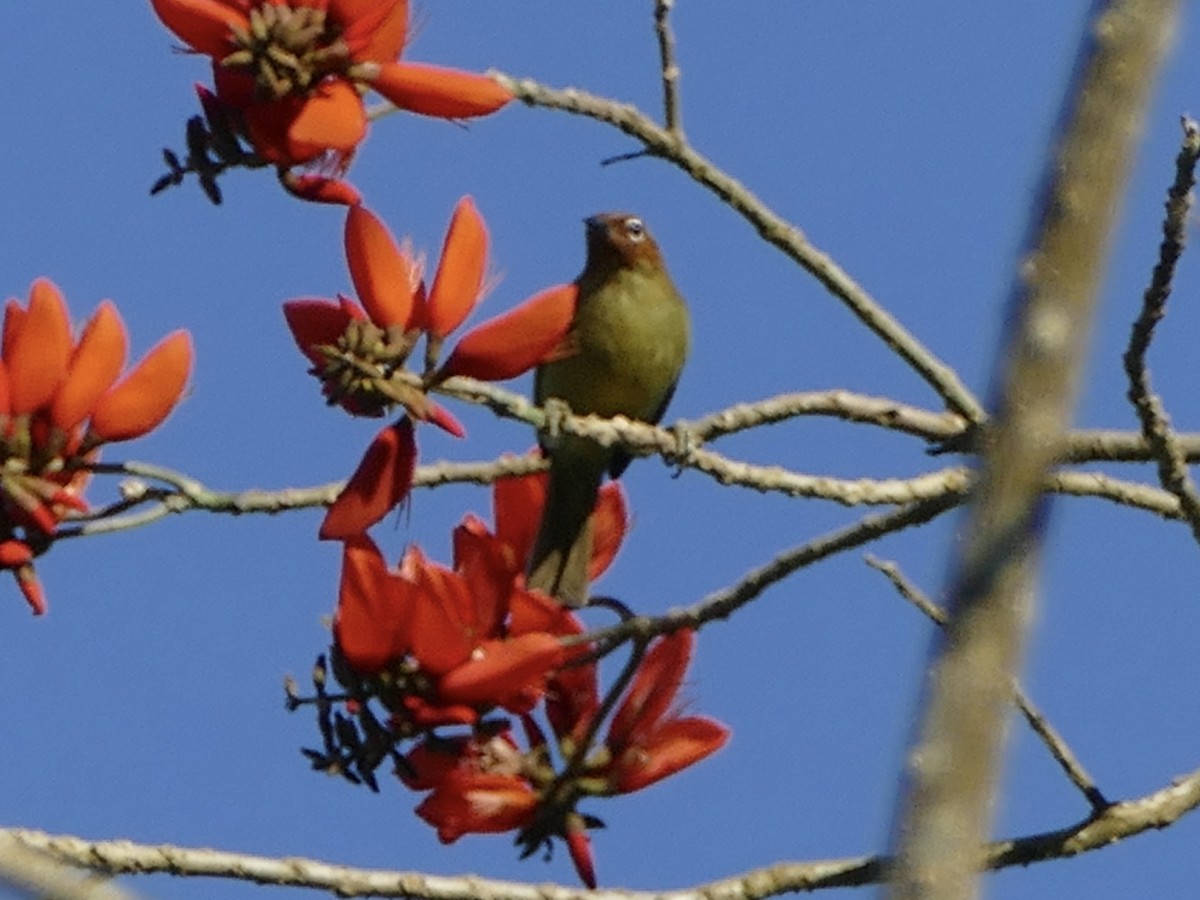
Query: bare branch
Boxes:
[
  {"xmin": 580, "ymin": 495, "xmax": 963, "ymax": 657},
  {"xmin": 1064, "ymin": 429, "xmax": 1200, "ymax": 462},
  {"xmin": 889, "ymin": 3, "xmax": 1180, "ymax": 897},
  {"xmin": 6, "ymin": 765, "xmax": 1199, "ymax": 897},
  {"xmin": 1121, "ymin": 116, "xmax": 1200, "ymax": 541},
  {"xmin": 489, "ymin": 72, "xmax": 986, "ymax": 423},
  {"xmin": 865, "ymin": 556, "xmax": 1110, "ymax": 812},
  {"xmin": 0, "ymin": 835, "xmax": 140, "ymax": 900},
  {"xmin": 686, "ymin": 390, "xmax": 965, "ymax": 443},
  {"xmin": 653, "ymin": 0, "xmax": 684, "ymax": 138}
]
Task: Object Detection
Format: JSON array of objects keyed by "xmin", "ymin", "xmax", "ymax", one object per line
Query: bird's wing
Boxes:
[{"xmin": 608, "ymin": 378, "xmax": 679, "ymax": 479}]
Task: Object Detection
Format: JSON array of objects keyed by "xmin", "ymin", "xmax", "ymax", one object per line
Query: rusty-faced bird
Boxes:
[{"xmin": 526, "ymin": 213, "xmax": 690, "ymax": 606}]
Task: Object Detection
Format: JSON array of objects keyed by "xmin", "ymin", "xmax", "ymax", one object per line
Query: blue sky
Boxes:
[{"xmin": 4, "ymin": 2, "xmax": 1200, "ymax": 897}]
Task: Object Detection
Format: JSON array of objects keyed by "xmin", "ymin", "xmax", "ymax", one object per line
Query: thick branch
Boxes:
[{"xmin": 888, "ymin": 3, "xmax": 1179, "ymax": 899}]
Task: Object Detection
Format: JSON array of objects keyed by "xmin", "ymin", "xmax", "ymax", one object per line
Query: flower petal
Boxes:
[
  {"xmin": 566, "ymin": 817, "xmax": 597, "ymax": 890},
  {"xmin": 416, "ymin": 771, "xmax": 537, "ymax": 843},
  {"xmin": 287, "ymin": 78, "xmax": 368, "ymax": 158},
  {"xmin": 425, "ymin": 197, "xmax": 488, "ymax": 339},
  {"xmin": 369, "ymin": 62, "xmax": 513, "ymax": 119},
  {"xmin": 344, "ymin": 205, "xmax": 419, "ymax": 329},
  {"xmin": 400, "ymin": 735, "xmax": 472, "ymax": 790},
  {"xmin": 423, "ymin": 401, "xmax": 466, "ymax": 438},
  {"xmin": 333, "ymin": 0, "xmax": 408, "ymax": 62},
  {"xmin": 15, "ymin": 565, "xmax": 47, "ymax": 616},
  {"xmin": 333, "ymin": 534, "xmax": 413, "ymax": 673},
  {"xmin": 50, "ymin": 302, "xmax": 129, "ymax": 432},
  {"xmin": 320, "ymin": 417, "xmax": 416, "ymax": 539},
  {"xmin": 88, "ymin": 331, "xmax": 193, "ymax": 443},
  {"xmin": 493, "ymin": 470, "xmax": 546, "ymax": 570},
  {"xmin": 284, "ymin": 174, "xmax": 362, "ymax": 206},
  {"xmin": 607, "ymin": 630, "xmax": 693, "ymax": 749},
  {"xmin": 2, "ymin": 299, "xmax": 25, "ymax": 363},
  {"xmin": 610, "ymin": 716, "xmax": 730, "ymax": 794},
  {"xmin": 150, "ymin": 0, "xmax": 248, "ymax": 57},
  {"xmin": 436, "ymin": 283, "xmax": 577, "ymax": 382},
  {"xmin": 282, "ymin": 298, "xmax": 355, "ymax": 366},
  {"xmin": 408, "ymin": 557, "xmax": 477, "ymax": 675},
  {"xmin": 0, "ymin": 359, "xmax": 11, "ymax": 416},
  {"xmin": 438, "ymin": 633, "xmax": 565, "ymax": 707},
  {"xmin": 8, "ymin": 279, "xmax": 73, "ymax": 415},
  {"xmin": 588, "ymin": 482, "xmax": 628, "ymax": 580}
]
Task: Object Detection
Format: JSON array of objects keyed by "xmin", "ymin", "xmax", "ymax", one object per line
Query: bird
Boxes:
[{"xmin": 526, "ymin": 212, "xmax": 690, "ymax": 607}]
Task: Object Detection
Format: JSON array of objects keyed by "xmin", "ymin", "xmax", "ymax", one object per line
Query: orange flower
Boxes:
[
  {"xmin": 0, "ymin": 279, "xmax": 192, "ymax": 614},
  {"xmin": 332, "ymin": 534, "xmax": 413, "ymax": 672},
  {"xmin": 319, "ymin": 418, "xmax": 418, "ymax": 540},
  {"xmin": 598, "ymin": 630, "xmax": 730, "ymax": 794},
  {"xmin": 329, "ymin": 525, "xmax": 572, "ymax": 722},
  {"xmin": 150, "ymin": 0, "xmax": 512, "ymax": 197},
  {"xmin": 416, "ymin": 770, "xmax": 539, "ymax": 842},
  {"xmin": 284, "ymin": 201, "xmax": 575, "ymax": 536},
  {"xmin": 493, "ymin": 471, "xmax": 628, "ymax": 585}
]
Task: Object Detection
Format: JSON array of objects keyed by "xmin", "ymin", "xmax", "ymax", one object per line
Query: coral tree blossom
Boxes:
[
  {"xmin": 0, "ymin": 279, "xmax": 193, "ymax": 614},
  {"xmin": 283, "ymin": 200, "xmax": 576, "ymax": 538},
  {"xmin": 316, "ymin": 472, "xmax": 728, "ymax": 886},
  {"xmin": 150, "ymin": 0, "xmax": 513, "ymax": 198}
]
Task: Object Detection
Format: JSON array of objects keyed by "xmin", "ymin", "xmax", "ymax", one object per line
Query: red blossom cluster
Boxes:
[
  {"xmin": 317, "ymin": 472, "xmax": 729, "ymax": 886},
  {"xmin": 150, "ymin": 0, "xmax": 512, "ymax": 202},
  {"xmin": 283, "ymin": 199, "xmax": 576, "ymax": 538},
  {"xmin": 147, "ymin": 4, "xmax": 729, "ymax": 885},
  {"xmin": 0, "ymin": 279, "xmax": 192, "ymax": 613}
]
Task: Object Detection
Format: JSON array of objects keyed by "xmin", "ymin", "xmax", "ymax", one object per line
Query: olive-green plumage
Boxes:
[{"xmin": 526, "ymin": 213, "xmax": 690, "ymax": 606}]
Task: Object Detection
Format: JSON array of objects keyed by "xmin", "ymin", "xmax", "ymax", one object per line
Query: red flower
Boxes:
[
  {"xmin": 284, "ymin": 201, "xmax": 575, "ymax": 537},
  {"xmin": 329, "ymin": 525, "xmax": 571, "ymax": 723},
  {"xmin": 493, "ymin": 471, "xmax": 628, "ymax": 585},
  {"xmin": 406, "ymin": 538, "xmax": 568, "ymax": 716},
  {"xmin": 597, "ymin": 630, "xmax": 730, "ymax": 794},
  {"xmin": 319, "ymin": 418, "xmax": 418, "ymax": 541},
  {"xmin": 332, "ymin": 534, "xmax": 413, "ymax": 672},
  {"xmin": 0, "ymin": 278, "xmax": 192, "ymax": 613},
  {"xmin": 416, "ymin": 770, "xmax": 538, "ymax": 842},
  {"xmin": 150, "ymin": 0, "xmax": 512, "ymax": 196}
]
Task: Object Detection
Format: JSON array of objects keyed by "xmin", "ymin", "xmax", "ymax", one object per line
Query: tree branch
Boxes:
[
  {"xmin": 865, "ymin": 556, "xmax": 1109, "ymax": 812},
  {"xmin": 488, "ymin": 72, "xmax": 986, "ymax": 423},
  {"xmin": 6, "ymin": 764, "xmax": 1198, "ymax": 897},
  {"xmin": 888, "ymin": 2, "xmax": 1180, "ymax": 897},
  {"xmin": 1121, "ymin": 116, "xmax": 1200, "ymax": 542}
]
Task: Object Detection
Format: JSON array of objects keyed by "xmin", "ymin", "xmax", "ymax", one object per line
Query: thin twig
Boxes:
[
  {"xmin": 865, "ymin": 555, "xmax": 1110, "ymax": 812},
  {"xmin": 653, "ymin": 0, "xmax": 684, "ymax": 139},
  {"xmin": 1121, "ymin": 116, "xmax": 1200, "ymax": 543},
  {"xmin": 488, "ymin": 72, "xmax": 986, "ymax": 423},
  {"xmin": 582, "ymin": 495, "xmax": 962, "ymax": 655}
]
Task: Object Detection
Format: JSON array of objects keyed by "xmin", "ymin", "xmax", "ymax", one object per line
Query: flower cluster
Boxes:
[
  {"xmin": 283, "ymin": 199, "xmax": 576, "ymax": 539},
  {"xmin": 0, "ymin": 279, "xmax": 192, "ymax": 613},
  {"xmin": 150, "ymin": 0, "xmax": 512, "ymax": 202},
  {"xmin": 299, "ymin": 473, "xmax": 729, "ymax": 886}
]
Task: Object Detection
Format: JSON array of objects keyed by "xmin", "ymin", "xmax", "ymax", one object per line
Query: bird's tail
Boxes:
[{"xmin": 525, "ymin": 462, "xmax": 603, "ymax": 608}]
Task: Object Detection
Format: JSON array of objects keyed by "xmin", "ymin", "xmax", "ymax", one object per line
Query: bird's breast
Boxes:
[{"xmin": 538, "ymin": 269, "xmax": 689, "ymax": 421}]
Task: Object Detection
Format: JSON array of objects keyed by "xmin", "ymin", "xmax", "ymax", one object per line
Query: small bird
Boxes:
[{"xmin": 526, "ymin": 213, "xmax": 690, "ymax": 606}]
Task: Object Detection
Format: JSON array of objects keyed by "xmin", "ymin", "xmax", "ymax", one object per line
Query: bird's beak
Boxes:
[{"xmin": 584, "ymin": 215, "xmax": 606, "ymax": 236}]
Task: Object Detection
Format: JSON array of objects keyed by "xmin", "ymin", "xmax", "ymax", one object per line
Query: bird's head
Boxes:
[{"xmin": 582, "ymin": 212, "xmax": 665, "ymax": 274}]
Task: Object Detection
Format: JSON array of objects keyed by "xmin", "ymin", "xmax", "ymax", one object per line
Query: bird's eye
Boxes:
[{"xmin": 623, "ymin": 217, "xmax": 646, "ymax": 242}]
